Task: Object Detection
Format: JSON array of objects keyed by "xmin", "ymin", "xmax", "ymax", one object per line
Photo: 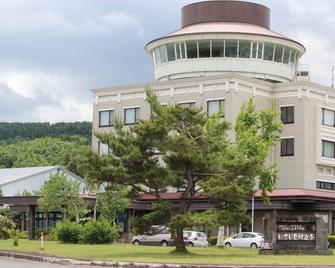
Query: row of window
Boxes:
[
  {"xmin": 153, "ymin": 39, "xmax": 299, "ymax": 67},
  {"xmin": 99, "ymin": 100, "xmax": 225, "ymax": 127},
  {"xmin": 99, "ymin": 107, "xmax": 140, "ymax": 127}
]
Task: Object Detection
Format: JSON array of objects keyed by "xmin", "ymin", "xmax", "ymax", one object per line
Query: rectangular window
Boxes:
[
  {"xmin": 180, "ymin": 42, "xmax": 186, "ymax": 59},
  {"xmin": 207, "ymin": 99, "xmax": 225, "ymax": 117},
  {"xmin": 212, "ymin": 40, "xmax": 224, "ymax": 57},
  {"xmin": 289, "ymin": 50, "xmax": 296, "ymax": 66},
  {"xmin": 280, "ymin": 138, "xmax": 294, "ymax": 156},
  {"xmin": 179, "ymin": 102, "xmax": 196, "ymax": 108},
  {"xmin": 258, "ymin": 43, "xmax": 264, "ymax": 59},
  {"xmin": 283, "ymin": 47, "xmax": 290, "ymax": 64},
  {"xmin": 166, "ymin": 43, "xmax": 175, "ymax": 62},
  {"xmin": 225, "ymin": 40, "xmax": 238, "ymax": 58},
  {"xmin": 263, "ymin": 43, "xmax": 274, "ymax": 61},
  {"xmin": 238, "ymin": 40, "xmax": 251, "ymax": 58},
  {"xmin": 322, "ymin": 108, "xmax": 335, "ymax": 127},
  {"xmin": 175, "ymin": 43, "xmax": 181, "ymax": 59},
  {"xmin": 98, "ymin": 141, "xmax": 111, "ymax": 155},
  {"xmin": 198, "ymin": 40, "xmax": 210, "ymax": 58},
  {"xmin": 317, "ymin": 181, "xmax": 335, "ymax": 191},
  {"xmin": 322, "ymin": 140, "xmax": 335, "ymax": 158},
  {"xmin": 274, "ymin": 45, "xmax": 284, "ymax": 63},
  {"xmin": 99, "ymin": 110, "xmax": 114, "ymax": 127},
  {"xmin": 280, "ymin": 106, "xmax": 294, "ymax": 124},
  {"xmin": 159, "ymin": 45, "xmax": 167, "ymax": 64},
  {"xmin": 186, "ymin": 41, "xmax": 198, "ymax": 58},
  {"xmin": 154, "ymin": 48, "xmax": 161, "ymax": 65},
  {"xmin": 124, "ymin": 107, "xmax": 140, "ymax": 125}
]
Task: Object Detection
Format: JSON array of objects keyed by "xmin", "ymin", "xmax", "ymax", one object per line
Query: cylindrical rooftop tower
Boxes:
[{"xmin": 146, "ymin": 0, "xmax": 305, "ymax": 83}]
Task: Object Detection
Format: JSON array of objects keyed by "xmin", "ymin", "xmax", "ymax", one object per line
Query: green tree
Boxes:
[
  {"xmin": 0, "ymin": 136, "xmax": 91, "ymax": 176},
  {"xmin": 84, "ymin": 88, "xmax": 281, "ymax": 252},
  {"xmin": 97, "ymin": 185, "xmax": 132, "ymax": 224},
  {"xmin": 38, "ymin": 174, "xmax": 86, "ymax": 221}
]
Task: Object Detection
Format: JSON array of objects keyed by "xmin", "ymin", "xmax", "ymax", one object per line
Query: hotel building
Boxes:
[{"xmin": 91, "ymin": 1, "xmax": 335, "ymax": 234}]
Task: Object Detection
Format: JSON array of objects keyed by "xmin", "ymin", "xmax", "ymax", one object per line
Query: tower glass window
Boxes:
[
  {"xmin": 198, "ymin": 40, "xmax": 210, "ymax": 58},
  {"xmin": 207, "ymin": 99, "xmax": 225, "ymax": 117},
  {"xmin": 166, "ymin": 43, "xmax": 175, "ymax": 61},
  {"xmin": 225, "ymin": 40, "xmax": 238, "ymax": 58},
  {"xmin": 283, "ymin": 47, "xmax": 290, "ymax": 64},
  {"xmin": 186, "ymin": 41, "xmax": 198, "ymax": 58},
  {"xmin": 322, "ymin": 140, "xmax": 335, "ymax": 158},
  {"xmin": 124, "ymin": 107, "xmax": 140, "ymax": 125},
  {"xmin": 263, "ymin": 43, "xmax": 274, "ymax": 61},
  {"xmin": 280, "ymin": 138, "xmax": 294, "ymax": 156},
  {"xmin": 274, "ymin": 45, "xmax": 284, "ymax": 63},
  {"xmin": 211, "ymin": 40, "xmax": 224, "ymax": 57},
  {"xmin": 322, "ymin": 108, "xmax": 335, "ymax": 127},
  {"xmin": 238, "ymin": 40, "xmax": 251, "ymax": 58},
  {"xmin": 281, "ymin": 106, "xmax": 294, "ymax": 124},
  {"xmin": 99, "ymin": 110, "xmax": 114, "ymax": 127},
  {"xmin": 159, "ymin": 45, "xmax": 167, "ymax": 64}
]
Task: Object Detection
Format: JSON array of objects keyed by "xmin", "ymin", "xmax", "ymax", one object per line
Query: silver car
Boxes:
[
  {"xmin": 132, "ymin": 226, "xmax": 172, "ymax": 246},
  {"xmin": 184, "ymin": 231, "xmax": 208, "ymax": 247},
  {"xmin": 223, "ymin": 232, "xmax": 264, "ymax": 248}
]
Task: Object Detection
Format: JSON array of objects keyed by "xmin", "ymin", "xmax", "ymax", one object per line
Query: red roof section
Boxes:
[
  {"xmin": 254, "ymin": 188, "xmax": 335, "ymax": 200},
  {"xmin": 137, "ymin": 189, "xmax": 335, "ymax": 202},
  {"xmin": 137, "ymin": 192, "xmax": 207, "ymax": 201}
]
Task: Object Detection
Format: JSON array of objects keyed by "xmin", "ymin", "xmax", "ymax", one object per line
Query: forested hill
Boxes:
[{"xmin": 0, "ymin": 122, "xmax": 92, "ymax": 144}]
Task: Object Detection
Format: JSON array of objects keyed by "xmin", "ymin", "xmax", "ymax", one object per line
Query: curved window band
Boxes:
[{"xmin": 153, "ymin": 40, "xmax": 299, "ymax": 68}]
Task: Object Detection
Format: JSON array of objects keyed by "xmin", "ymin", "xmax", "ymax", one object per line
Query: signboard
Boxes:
[{"xmin": 277, "ymin": 222, "xmax": 316, "ymax": 243}]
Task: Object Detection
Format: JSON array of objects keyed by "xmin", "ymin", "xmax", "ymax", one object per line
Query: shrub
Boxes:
[
  {"xmin": 47, "ymin": 228, "xmax": 58, "ymax": 241},
  {"xmin": 56, "ymin": 220, "xmax": 82, "ymax": 243},
  {"xmin": 16, "ymin": 231, "xmax": 28, "ymax": 239},
  {"xmin": 328, "ymin": 235, "xmax": 335, "ymax": 248},
  {"xmin": 80, "ymin": 219, "xmax": 119, "ymax": 244},
  {"xmin": 209, "ymin": 236, "xmax": 218, "ymax": 246},
  {"xmin": 0, "ymin": 216, "xmax": 15, "ymax": 239}
]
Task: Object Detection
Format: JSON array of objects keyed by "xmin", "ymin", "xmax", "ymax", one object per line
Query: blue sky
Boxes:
[{"xmin": 0, "ymin": 0, "xmax": 334, "ymax": 122}]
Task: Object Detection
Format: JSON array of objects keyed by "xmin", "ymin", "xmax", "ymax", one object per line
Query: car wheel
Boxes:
[
  {"xmin": 133, "ymin": 240, "xmax": 140, "ymax": 245},
  {"xmin": 225, "ymin": 242, "xmax": 232, "ymax": 247},
  {"xmin": 188, "ymin": 242, "xmax": 194, "ymax": 247},
  {"xmin": 250, "ymin": 243, "xmax": 258, "ymax": 249},
  {"xmin": 161, "ymin": 240, "xmax": 168, "ymax": 247}
]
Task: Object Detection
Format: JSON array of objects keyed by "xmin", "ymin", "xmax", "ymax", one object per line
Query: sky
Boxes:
[{"xmin": 0, "ymin": 0, "xmax": 334, "ymax": 123}]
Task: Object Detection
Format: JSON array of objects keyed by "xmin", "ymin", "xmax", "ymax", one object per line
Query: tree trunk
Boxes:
[{"xmin": 175, "ymin": 226, "xmax": 187, "ymax": 252}]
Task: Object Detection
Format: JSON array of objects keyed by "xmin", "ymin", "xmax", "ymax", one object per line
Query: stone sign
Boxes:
[{"xmin": 260, "ymin": 213, "xmax": 332, "ymax": 255}]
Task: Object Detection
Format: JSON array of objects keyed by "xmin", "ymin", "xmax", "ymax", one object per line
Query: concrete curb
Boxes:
[{"xmin": 1, "ymin": 250, "xmax": 335, "ymax": 268}]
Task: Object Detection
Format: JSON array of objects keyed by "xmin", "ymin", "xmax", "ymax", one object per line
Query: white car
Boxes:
[
  {"xmin": 223, "ymin": 232, "xmax": 264, "ymax": 248},
  {"xmin": 184, "ymin": 231, "xmax": 208, "ymax": 247},
  {"xmin": 132, "ymin": 226, "xmax": 172, "ymax": 246}
]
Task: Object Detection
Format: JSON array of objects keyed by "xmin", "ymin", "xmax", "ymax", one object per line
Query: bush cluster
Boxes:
[
  {"xmin": 55, "ymin": 219, "xmax": 119, "ymax": 244},
  {"xmin": 0, "ymin": 216, "xmax": 16, "ymax": 239},
  {"xmin": 329, "ymin": 235, "xmax": 335, "ymax": 248},
  {"xmin": 56, "ymin": 220, "xmax": 83, "ymax": 243},
  {"xmin": 208, "ymin": 236, "xmax": 218, "ymax": 246}
]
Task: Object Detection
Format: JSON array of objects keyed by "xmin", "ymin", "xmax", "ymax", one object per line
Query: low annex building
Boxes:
[
  {"xmin": 0, "ymin": 166, "xmax": 94, "ymax": 239},
  {"xmin": 91, "ymin": 1, "xmax": 335, "ymax": 234}
]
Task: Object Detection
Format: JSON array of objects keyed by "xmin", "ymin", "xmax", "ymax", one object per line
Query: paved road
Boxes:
[{"xmin": 0, "ymin": 257, "xmax": 88, "ymax": 267}]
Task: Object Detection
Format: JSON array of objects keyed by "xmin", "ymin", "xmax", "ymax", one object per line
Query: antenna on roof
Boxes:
[{"xmin": 332, "ymin": 65, "xmax": 334, "ymax": 88}]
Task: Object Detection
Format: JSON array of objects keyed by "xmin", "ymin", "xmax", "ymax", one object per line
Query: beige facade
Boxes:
[{"xmin": 92, "ymin": 73, "xmax": 335, "ymax": 192}]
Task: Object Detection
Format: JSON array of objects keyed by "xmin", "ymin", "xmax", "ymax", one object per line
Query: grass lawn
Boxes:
[{"xmin": 0, "ymin": 239, "xmax": 334, "ymax": 265}]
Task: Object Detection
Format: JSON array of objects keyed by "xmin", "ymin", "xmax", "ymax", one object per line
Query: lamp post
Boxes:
[{"xmin": 251, "ymin": 194, "xmax": 255, "ymax": 232}]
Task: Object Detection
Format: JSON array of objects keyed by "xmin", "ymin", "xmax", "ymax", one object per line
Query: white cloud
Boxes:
[
  {"xmin": 0, "ymin": 10, "xmax": 144, "ymax": 37},
  {"xmin": 285, "ymin": 0, "xmax": 335, "ymax": 85},
  {"xmin": 0, "ymin": 68, "xmax": 91, "ymax": 122}
]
